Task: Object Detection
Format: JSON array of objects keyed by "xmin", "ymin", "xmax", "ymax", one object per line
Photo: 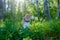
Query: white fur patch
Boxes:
[
  {"xmin": 23, "ymin": 22, "xmax": 30, "ymax": 29},
  {"xmin": 31, "ymin": 16, "xmax": 35, "ymax": 19}
]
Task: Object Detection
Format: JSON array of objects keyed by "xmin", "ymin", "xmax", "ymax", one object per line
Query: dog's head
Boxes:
[{"xmin": 24, "ymin": 14, "xmax": 35, "ymax": 21}]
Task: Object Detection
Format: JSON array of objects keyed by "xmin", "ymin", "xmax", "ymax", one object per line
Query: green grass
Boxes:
[{"xmin": 0, "ymin": 19, "xmax": 60, "ymax": 40}]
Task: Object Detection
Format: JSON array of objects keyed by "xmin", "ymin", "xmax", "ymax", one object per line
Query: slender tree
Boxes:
[
  {"xmin": 24, "ymin": 0, "xmax": 26, "ymax": 14},
  {"xmin": 3, "ymin": 0, "xmax": 6, "ymax": 20},
  {"xmin": 18, "ymin": 2, "xmax": 22, "ymax": 21},
  {"xmin": 44, "ymin": 0, "xmax": 51, "ymax": 21},
  {"xmin": 11, "ymin": 0, "xmax": 15, "ymax": 18},
  {"xmin": 7, "ymin": 0, "xmax": 10, "ymax": 11},
  {"xmin": 56, "ymin": 0, "xmax": 60, "ymax": 19},
  {"xmin": 36, "ymin": 0, "xmax": 40, "ymax": 21},
  {"xmin": 0, "ymin": 0, "xmax": 3, "ymax": 19},
  {"xmin": 0, "ymin": 0, "xmax": 6, "ymax": 20}
]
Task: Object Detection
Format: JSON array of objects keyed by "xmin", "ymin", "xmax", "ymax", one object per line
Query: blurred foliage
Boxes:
[
  {"xmin": 0, "ymin": 0, "xmax": 60, "ymax": 40},
  {"xmin": 0, "ymin": 19, "xmax": 60, "ymax": 40}
]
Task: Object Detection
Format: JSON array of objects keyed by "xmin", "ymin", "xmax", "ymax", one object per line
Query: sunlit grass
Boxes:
[{"xmin": 0, "ymin": 20, "xmax": 5, "ymax": 28}]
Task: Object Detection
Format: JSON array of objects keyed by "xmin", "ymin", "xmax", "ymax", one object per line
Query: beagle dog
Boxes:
[{"xmin": 23, "ymin": 14, "xmax": 34, "ymax": 29}]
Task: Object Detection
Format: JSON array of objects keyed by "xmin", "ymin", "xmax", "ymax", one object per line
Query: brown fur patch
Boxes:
[{"xmin": 24, "ymin": 14, "xmax": 32, "ymax": 21}]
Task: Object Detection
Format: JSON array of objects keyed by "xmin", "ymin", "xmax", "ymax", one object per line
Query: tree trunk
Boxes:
[
  {"xmin": 0, "ymin": 0, "xmax": 3, "ymax": 20},
  {"xmin": 18, "ymin": 2, "xmax": 22, "ymax": 21},
  {"xmin": 44, "ymin": 0, "xmax": 51, "ymax": 21},
  {"xmin": 56, "ymin": 0, "xmax": 60, "ymax": 19},
  {"xmin": 36, "ymin": 0, "xmax": 40, "ymax": 21},
  {"xmin": 7, "ymin": 0, "xmax": 10, "ymax": 11},
  {"xmin": 3, "ymin": 0, "xmax": 6, "ymax": 21},
  {"xmin": 0, "ymin": 0, "xmax": 6, "ymax": 20},
  {"xmin": 11, "ymin": 0, "xmax": 15, "ymax": 19},
  {"xmin": 24, "ymin": 0, "xmax": 26, "ymax": 14}
]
